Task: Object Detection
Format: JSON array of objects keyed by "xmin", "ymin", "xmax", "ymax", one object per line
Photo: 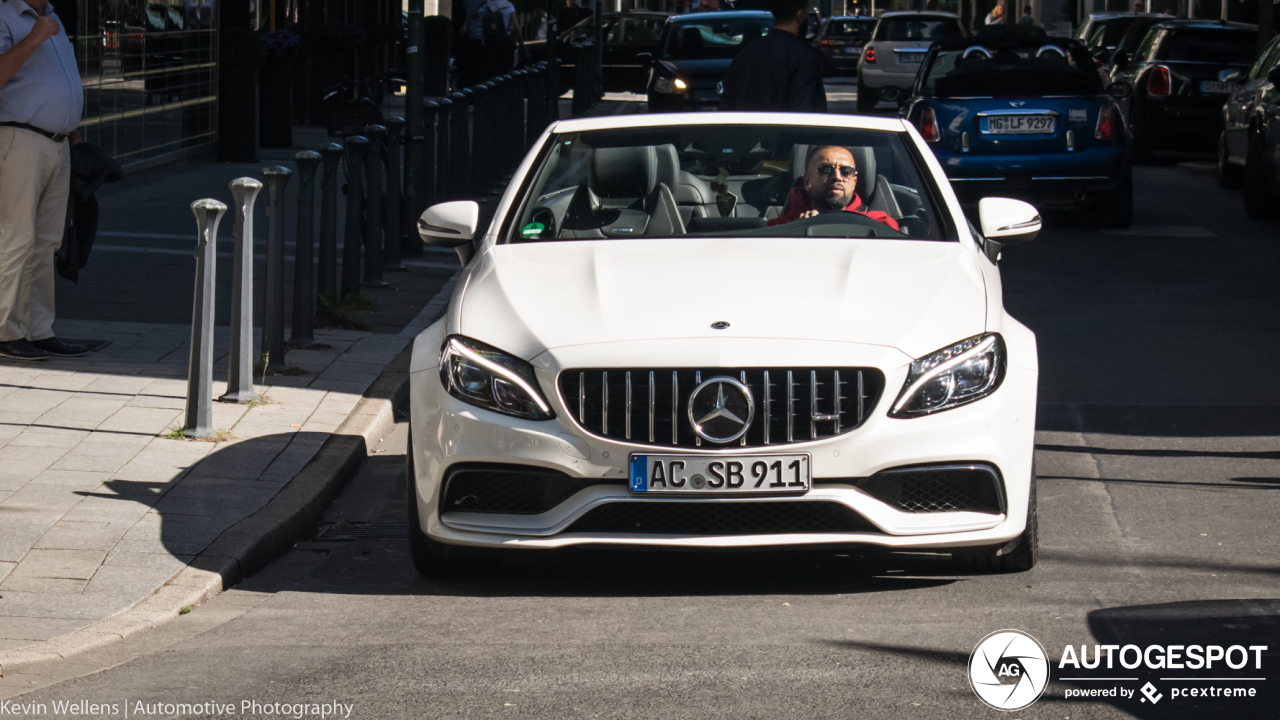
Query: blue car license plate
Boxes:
[{"xmin": 629, "ymin": 454, "xmax": 811, "ymax": 494}]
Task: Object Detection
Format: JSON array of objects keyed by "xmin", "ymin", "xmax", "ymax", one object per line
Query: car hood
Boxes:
[
  {"xmin": 659, "ymin": 59, "xmax": 733, "ymax": 86},
  {"xmin": 454, "ymin": 237, "xmax": 988, "ymax": 362}
]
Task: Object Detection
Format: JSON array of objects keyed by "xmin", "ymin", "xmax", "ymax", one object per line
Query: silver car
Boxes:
[{"xmin": 857, "ymin": 12, "xmax": 965, "ymax": 113}]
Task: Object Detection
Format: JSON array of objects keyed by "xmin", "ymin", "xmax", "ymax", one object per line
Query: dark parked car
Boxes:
[
  {"xmin": 1219, "ymin": 34, "xmax": 1280, "ymax": 217},
  {"xmin": 814, "ymin": 16, "xmax": 877, "ymax": 76},
  {"xmin": 524, "ymin": 11, "xmax": 670, "ymax": 93},
  {"xmin": 1099, "ymin": 15, "xmax": 1164, "ymax": 80},
  {"xmin": 1119, "ymin": 20, "xmax": 1257, "ymax": 160},
  {"xmin": 901, "ymin": 37, "xmax": 1134, "ymax": 227},
  {"xmin": 1078, "ymin": 11, "xmax": 1164, "ymax": 63},
  {"xmin": 642, "ymin": 10, "xmax": 774, "ymax": 113}
]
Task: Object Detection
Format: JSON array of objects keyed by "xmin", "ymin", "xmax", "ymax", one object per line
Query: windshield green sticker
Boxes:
[{"xmin": 521, "ymin": 222, "xmax": 545, "ymax": 238}]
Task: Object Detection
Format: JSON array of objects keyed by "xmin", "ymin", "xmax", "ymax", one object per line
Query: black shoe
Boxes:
[
  {"xmin": 0, "ymin": 338, "xmax": 50, "ymax": 360},
  {"xmin": 29, "ymin": 337, "xmax": 88, "ymax": 357}
]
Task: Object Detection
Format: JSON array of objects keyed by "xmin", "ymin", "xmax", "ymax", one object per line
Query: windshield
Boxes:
[
  {"xmin": 825, "ymin": 20, "xmax": 875, "ymax": 38},
  {"xmin": 508, "ymin": 125, "xmax": 950, "ymax": 243},
  {"xmin": 874, "ymin": 18, "xmax": 962, "ymax": 42},
  {"xmin": 921, "ymin": 44, "xmax": 1102, "ymax": 97},
  {"xmin": 662, "ymin": 18, "xmax": 772, "ymax": 59},
  {"xmin": 1156, "ymin": 29, "xmax": 1258, "ymax": 64},
  {"xmin": 1087, "ymin": 17, "xmax": 1138, "ymax": 48}
]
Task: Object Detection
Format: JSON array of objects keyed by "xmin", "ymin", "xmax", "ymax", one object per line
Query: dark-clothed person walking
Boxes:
[
  {"xmin": 0, "ymin": 0, "xmax": 86, "ymax": 361},
  {"xmin": 718, "ymin": 0, "xmax": 826, "ymax": 112}
]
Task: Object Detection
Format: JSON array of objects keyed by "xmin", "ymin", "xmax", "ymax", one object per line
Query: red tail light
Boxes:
[
  {"xmin": 1095, "ymin": 105, "xmax": 1116, "ymax": 140},
  {"xmin": 864, "ymin": 47, "xmax": 876, "ymax": 64},
  {"xmin": 920, "ymin": 107, "xmax": 940, "ymax": 142},
  {"xmin": 1147, "ymin": 65, "xmax": 1171, "ymax": 97},
  {"xmin": 819, "ymin": 39, "xmax": 838, "ymax": 46}
]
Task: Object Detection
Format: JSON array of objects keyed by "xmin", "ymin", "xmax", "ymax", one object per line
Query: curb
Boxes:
[{"xmin": 0, "ymin": 346, "xmax": 413, "ymax": 677}]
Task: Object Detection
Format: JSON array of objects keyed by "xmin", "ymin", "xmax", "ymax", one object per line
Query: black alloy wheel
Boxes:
[
  {"xmin": 953, "ymin": 464, "xmax": 1038, "ymax": 573},
  {"xmin": 1218, "ymin": 131, "xmax": 1244, "ymax": 188},
  {"xmin": 1242, "ymin": 130, "xmax": 1277, "ymax": 219}
]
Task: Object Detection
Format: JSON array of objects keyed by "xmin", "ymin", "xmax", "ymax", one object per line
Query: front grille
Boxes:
[
  {"xmin": 442, "ymin": 463, "xmax": 618, "ymax": 515},
  {"xmin": 558, "ymin": 368, "xmax": 884, "ymax": 449},
  {"xmin": 563, "ymin": 501, "xmax": 882, "ymax": 535},
  {"xmin": 854, "ymin": 464, "xmax": 1004, "ymax": 514}
]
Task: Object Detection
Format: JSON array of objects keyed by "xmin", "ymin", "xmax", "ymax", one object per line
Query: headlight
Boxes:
[
  {"xmin": 439, "ymin": 336, "xmax": 555, "ymax": 420},
  {"xmin": 653, "ymin": 77, "xmax": 686, "ymax": 93},
  {"xmin": 890, "ymin": 333, "xmax": 1005, "ymax": 418}
]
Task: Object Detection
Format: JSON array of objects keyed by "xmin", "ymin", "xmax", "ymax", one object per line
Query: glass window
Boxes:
[
  {"xmin": 874, "ymin": 18, "xmax": 962, "ymax": 42},
  {"xmin": 618, "ymin": 17, "xmax": 665, "ymax": 44},
  {"xmin": 825, "ymin": 20, "xmax": 875, "ymax": 39},
  {"xmin": 1249, "ymin": 35, "xmax": 1280, "ymax": 79},
  {"xmin": 921, "ymin": 43, "xmax": 1101, "ymax": 97},
  {"xmin": 662, "ymin": 17, "xmax": 773, "ymax": 60},
  {"xmin": 508, "ymin": 125, "xmax": 949, "ymax": 242},
  {"xmin": 1133, "ymin": 27, "xmax": 1160, "ymax": 63},
  {"xmin": 1156, "ymin": 29, "xmax": 1257, "ymax": 65}
]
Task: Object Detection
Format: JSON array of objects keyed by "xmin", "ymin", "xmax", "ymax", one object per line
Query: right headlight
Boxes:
[
  {"xmin": 653, "ymin": 77, "xmax": 686, "ymax": 94},
  {"xmin": 439, "ymin": 336, "xmax": 555, "ymax": 421},
  {"xmin": 889, "ymin": 333, "xmax": 1006, "ymax": 418}
]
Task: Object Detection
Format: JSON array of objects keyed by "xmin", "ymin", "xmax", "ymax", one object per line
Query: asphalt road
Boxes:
[{"xmin": 6, "ymin": 107, "xmax": 1280, "ymax": 719}]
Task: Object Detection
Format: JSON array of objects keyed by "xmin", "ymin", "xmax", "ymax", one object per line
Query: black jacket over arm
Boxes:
[{"xmin": 718, "ymin": 28, "xmax": 827, "ymax": 113}]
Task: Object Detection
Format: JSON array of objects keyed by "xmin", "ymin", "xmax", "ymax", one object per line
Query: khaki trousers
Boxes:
[{"xmin": 0, "ymin": 126, "xmax": 70, "ymax": 343}]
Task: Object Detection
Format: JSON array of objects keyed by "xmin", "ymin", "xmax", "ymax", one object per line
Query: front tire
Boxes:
[
  {"xmin": 1096, "ymin": 166, "xmax": 1134, "ymax": 229},
  {"xmin": 1242, "ymin": 131, "xmax": 1277, "ymax": 219},
  {"xmin": 1218, "ymin": 131, "xmax": 1244, "ymax": 188},
  {"xmin": 954, "ymin": 465, "xmax": 1038, "ymax": 573}
]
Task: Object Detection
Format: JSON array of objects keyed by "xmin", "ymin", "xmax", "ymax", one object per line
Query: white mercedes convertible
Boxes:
[{"xmin": 408, "ymin": 112, "xmax": 1040, "ymax": 576}]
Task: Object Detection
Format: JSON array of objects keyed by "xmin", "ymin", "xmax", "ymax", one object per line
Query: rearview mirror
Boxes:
[
  {"xmin": 635, "ymin": 51, "xmax": 653, "ymax": 63},
  {"xmin": 1107, "ymin": 80, "xmax": 1133, "ymax": 98},
  {"xmin": 978, "ymin": 198, "xmax": 1040, "ymax": 246},
  {"xmin": 418, "ymin": 200, "xmax": 479, "ymax": 265}
]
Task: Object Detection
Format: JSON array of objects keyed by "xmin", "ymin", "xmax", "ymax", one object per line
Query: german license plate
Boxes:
[
  {"xmin": 842, "ymin": 47, "xmax": 859, "ymax": 55},
  {"xmin": 897, "ymin": 51, "xmax": 925, "ymax": 63},
  {"xmin": 1201, "ymin": 81, "xmax": 1233, "ymax": 94},
  {"xmin": 629, "ymin": 454, "xmax": 811, "ymax": 494},
  {"xmin": 983, "ymin": 115, "xmax": 1055, "ymax": 134}
]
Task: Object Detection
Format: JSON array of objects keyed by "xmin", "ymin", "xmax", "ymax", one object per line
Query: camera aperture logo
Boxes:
[{"xmin": 968, "ymin": 629, "xmax": 1051, "ymax": 711}]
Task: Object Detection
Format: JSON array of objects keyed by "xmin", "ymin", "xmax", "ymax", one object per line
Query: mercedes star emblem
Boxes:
[
  {"xmin": 711, "ymin": 321, "xmax": 730, "ymax": 330},
  {"xmin": 687, "ymin": 377, "xmax": 754, "ymax": 443}
]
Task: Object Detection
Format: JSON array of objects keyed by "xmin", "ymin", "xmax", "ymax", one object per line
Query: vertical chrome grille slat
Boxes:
[
  {"xmin": 648, "ymin": 371, "xmax": 655, "ymax": 443},
  {"xmin": 694, "ymin": 371, "xmax": 702, "ymax": 447},
  {"xmin": 741, "ymin": 370, "xmax": 748, "ymax": 447},
  {"xmin": 625, "ymin": 371, "xmax": 632, "ymax": 440},
  {"xmin": 809, "ymin": 370, "xmax": 818, "ymax": 440},
  {"xmin": 763, "ymin": 370, "xmax": 771, "ymax": 445},
  {"xmin": 833, "ymin": 370, "xmax": 843, "ymax": 434},
  {"xmin": 671, "ymin": 371, "xmax": 678, "ymax": 445},
  {"xmin": 602, "ymin": 371, "xmax": 608, "ymax": 435},
  {"xmin": 786, "ymin": 370, "xmax": 794, "ymax": 443},
  {"xmin": 578, "ymin": 371, "xmax": 585, "ymax": 424},
  {"xmin": 857, "ymin": 370, "xmax": 864, "ymax": 424}
]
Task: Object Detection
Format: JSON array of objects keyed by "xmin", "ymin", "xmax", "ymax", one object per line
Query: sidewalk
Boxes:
[{"xmin": 0, "ymin": 127, "xmax": 459, "ymax": 676}]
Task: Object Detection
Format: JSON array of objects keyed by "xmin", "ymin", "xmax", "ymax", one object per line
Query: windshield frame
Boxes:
[{"xmin": 495, "ymin": 124, "xmax": 960, "ymax": 247}]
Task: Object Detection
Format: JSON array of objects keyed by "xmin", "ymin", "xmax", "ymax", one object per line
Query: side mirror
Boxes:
[
  {"xmin": 1268, "ymin": 66, "xmax": 1280, "ymax": 86},
  {"xmin": 418, "ymin": 200, "xmax": 479, "ymax": 265},
  {"xmin": 1107, "ymin": 80, "xmax": 1133, "ymax": 98},
  {"xmin": 1221, "ymin": 70, "xmax": 1242, "ymax": 84},
  {"xmin": 978, "ymin": 197, "xmax": 1040, "ymax": 248},
  {"xmin": 635, "ymin": 51, "xmax": 653, "ymax": 63}
]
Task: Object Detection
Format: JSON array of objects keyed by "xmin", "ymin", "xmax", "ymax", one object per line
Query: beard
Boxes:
[{"xmin": 811, "ymin": 186, "xmax": 854, "ymax": 212}]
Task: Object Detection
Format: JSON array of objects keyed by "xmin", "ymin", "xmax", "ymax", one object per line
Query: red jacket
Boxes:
[{"xmin": 766, "ymin": 183, "xmax": 900, "ymax": 231}]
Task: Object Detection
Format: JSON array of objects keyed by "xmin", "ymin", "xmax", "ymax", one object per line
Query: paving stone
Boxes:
[
  {"xmin": 36, "ymin": 395, "xmax": 128, "ymax": 430},
  {"xmin": 119, "ymin": 515, "xmax": 228, "ymax": 555},
  {"xmin": 0, "ymin": 518, "xmax": 58, "ymax": 564},
  {"xmin": 2, "ymin": 483, "xmax": 88, "ymax": 515},
  {"xmin": 97, "ymin": 406, "xmax": 183, "ymax": 435},
  {"xmin": 317, "ymin": 360, "xmax": 384, "ymax": 384},
  {"xmin": 59, "ymin": 495, "xmax": 159, "ymax": 525},
  {"xmin": 67, "ymin": 433, "xmax": 152, "ymax": 455},
  {"xmin": 138, "ymin": 378, "xmax": 188, "ymax": 398},
  {"xmin": 0, "ymin": 576, "xmax": 89, "ymax": 595},
  {"xmin": 0, "ymin": 388, "xmax": 72, "ymax": 425},
  {"xmin": 305, "ymin": 378, "xmax": 369, "ymax": 395},
  {"xmin": 4, "ymin": 426, "xmax": 89, "ymax": 448},
  {"xmin": 184, "ymin": 436, "xmax": 290, "ymax": 480},
  {"xmin": 0, "ymin": 561, "xmax": 13, "ymax": 583},
  {"xmin": 27, "ymin": 470, "xmax": 112, "ymax": 492},
  {"xmin": 0, "ymin": 423, "xmax": 24, "ymax": 445},
  {"xmin": 0, "ymin": 617, "xmax": 88, "ymax": 642},
  {"xmin": 7, "ymin": 548, "xmax": 108, "ymax": 580},
  {"xmin": 101, "ymin": 549, "xmax": 193, "ymax": 572},
  {"xmin": 25, "ymin": 372, "xmax": 96, "ymax": 392},
  {"xmin": 34, "ymin": 520, "xmax": 128, "ymax": 552},
  {"xmin": 124, "ymin": 394, "xmax": 185, "ymax": 410},
  {"xmin": 79, "ymin": 376, "xmax": 155, "ymax": 396},
  {"xmin": 81, "ymin": 564, "xmax": 181, "ymax": 598},
  {"xmin": 152, "ymin": 485, "xmax": 278, "ymax": 519},
  {"xmin": 48, "ymin": 452, "xmax": 134, "ymax": 474},
  {"xmin": 0, "ymin": 590, "xmax": 134, "ymax": 619}
]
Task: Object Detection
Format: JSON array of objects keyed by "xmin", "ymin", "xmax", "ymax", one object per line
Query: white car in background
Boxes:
[
  {"xmin": 408, "ymin": 112, "xmax": 1040, "ymax": 576},
  {"xmin": 857, "ymin": 11, "xmax": 965, "ymax": 113}
]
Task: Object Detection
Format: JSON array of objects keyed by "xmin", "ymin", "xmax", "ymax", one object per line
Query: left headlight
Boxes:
[
  {"xmin": 653, "ymin": 77, "xmax": 687, "ymax": 94},
  {"xmin": 889, "ymin": 333, "xmax": 1006, "ymax": 418},
  {"xmin": 439, "ymin": 335, "xmax": 555, "ymax": 420}
]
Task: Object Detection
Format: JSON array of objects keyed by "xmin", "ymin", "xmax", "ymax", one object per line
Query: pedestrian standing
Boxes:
[
  {"xmin": 1018, "ymin": 5, "xmax": 1034, "ymax": 26},
  {"xmin": 0, "ymin": 0, "xmax": 86, "ymax": 361},
  {"xmin": 478, "ymin": 0, "xmax": 518, "ymax": 79},
  {"xmin": 718, "ymin": 0, "xmax": 826, "ymax": 113}
]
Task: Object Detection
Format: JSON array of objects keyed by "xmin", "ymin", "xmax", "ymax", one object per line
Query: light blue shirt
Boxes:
[{"xmin": 0, "ymin": 0, "xmax": 83, "ymax": 134}]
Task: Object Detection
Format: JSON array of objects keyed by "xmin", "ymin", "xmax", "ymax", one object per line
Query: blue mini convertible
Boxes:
[{"xmin": 900, "ymin": 36, "xmax": 1134, "ymax": 227}]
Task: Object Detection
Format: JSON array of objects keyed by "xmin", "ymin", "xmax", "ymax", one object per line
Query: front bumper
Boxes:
[
  {"xmin": 936, "ymin": 146, "xmax": 1128, "ymax": 206},
  {"xmin": 410, "ymin": 338, "xmax": 1038, "ymax": 551}
]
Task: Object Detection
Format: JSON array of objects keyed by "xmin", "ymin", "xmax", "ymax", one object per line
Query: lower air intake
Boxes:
[
  {"xmin": 563, "ymin": 501, "xmax": 883, "ymax": 535},
  {"xmin": 855, "ymin": 464, "xmax": 1004, "ymax": 514},
  {"xmin": 442, "ymin": 464, "xmax": 614, "ymax": 515}
]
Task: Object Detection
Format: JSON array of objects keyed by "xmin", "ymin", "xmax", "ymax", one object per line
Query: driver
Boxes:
[{"xmin": 767, "ymin": 146, "xmax": 900, "ymax": 231}]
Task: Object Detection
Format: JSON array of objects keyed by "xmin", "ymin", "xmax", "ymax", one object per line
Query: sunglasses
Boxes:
[{"xmin": 816, "ymin": 163, "xmax": 858, "ymax": 179}]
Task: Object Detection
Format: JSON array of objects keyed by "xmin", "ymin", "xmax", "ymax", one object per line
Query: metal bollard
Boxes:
[
  {"xmin": 185, "ymin": 199, "xmax": 226, "ymax": 438},
  {"xmin": 261, "ymin": 166, "xmax": 292, "ymax": 371},
  {"xmin": 291, "ymin": 151, "xmax": 322, "ymax": 346},
  {"xmin": 434, "ymin": 97, "xmax": 453, "ymax": 202},
  {"xmin": 469, "ymin": 84, "xmax": 490, "ymax": 194},
  {"xmin": 221, "ymin": 178, "xmax": 262, "ymax": 404},
  {"xmin": 341, "ymin": 135, "xmax": 368, "ymax": 299},
  {"xmin": 362, "ymin": 124, "xmax": 387, "ymax": 287},
  {"xmin": 383, "ymin": 117, "xmax": 407, "ymax": 270},
  {"xmin": 451, "ymin": 91, "xmax": 470, "ymax": 198},
  {"xmin": 317, "ymin": 143, "xmax": 343, "ymax": 303}
]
